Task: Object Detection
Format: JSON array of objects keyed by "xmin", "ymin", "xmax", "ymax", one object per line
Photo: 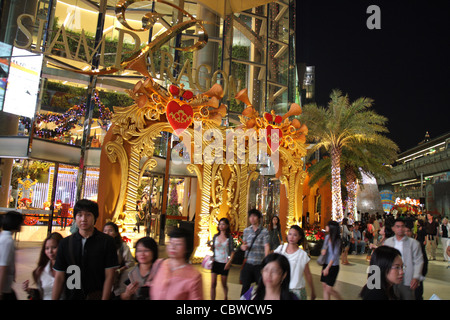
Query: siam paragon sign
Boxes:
[{"xmin": 14, "ymin": 0, "xmax": 240, "ymax": 95}]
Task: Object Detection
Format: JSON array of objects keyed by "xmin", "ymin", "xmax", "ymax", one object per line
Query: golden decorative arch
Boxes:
[
  {"xmin": 97, "ymin": 81, "xmax": 309, "ymax": 263},
  {"xmin": 96, "ymin": 1, "xmax": 309, "ymax": 263}
]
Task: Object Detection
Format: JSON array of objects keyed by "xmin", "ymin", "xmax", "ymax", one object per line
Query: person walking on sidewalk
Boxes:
[
  {"xmin": 239, "ymin": 209, "xmax": 270, "ymax": 296},
  {"xmin": 360, "ymin": 246, "xmax": 403, "ymax": 300},
  {"xmin": 210, "ymin": 218, "xmax": 235, "ymax": 300},
  {"xmin": 340, "ymin": 219, "xmax": 353, "ymax": 265},
  {"xmin": 446, "ymin": 241, "xmax": 450, "ymax": 269},
  {"xmin": 268, "ymin": 216, "xmax": 283, "ymax": 252},
  {"xmin": 240, "ymin": 253, "xmax": 298, "ymax": 300},
  {"xmin": 425, "ymin": 213, "xmax": 439, "ymax": 260},
  {"xmin": 22, "ymin": 232, "xmax": 63, "ymax": 300},
  {"xmin": 119, "ymin": 237, "xmax": 159, "ymax": 300},
  {"xmin": 103, "ymin": 222, "xmax": 135, "ymax": 298},
  {"xmin": 384, "ymin": 218, "xmax": 423, "ymax": 300},
  {"xmin": 275, "ymin": 225, "xmax": 316, "ymax": 300},
  {"xmin": 52, "ymin": 199, "xmax": 119, "ymax": 300},
  {"xmin": 320, "ymin": 220, "xmax": 343, "ymax": 300},
  {"xmin": 150, "ymin": 227, "xmax": 203, "ymax": 300},
  {"xmin": 0, "ymin": 211, "xmax": 24, "ymax": 300},
  {"xmin": 439, "ymin": 218, "xmax": 449, "ymax": 263}
]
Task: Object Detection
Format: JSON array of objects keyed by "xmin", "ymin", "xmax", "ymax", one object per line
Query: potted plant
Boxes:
[
  {"xmin": 305, "ymin": 225, "xmax": 325, "ymax": 256},
  {"xmin": 231, "ymin": 231, "xmax": 244, "ymax": 264},
  {"xmin": 165, "ymin": 182, "xmax": 181, "ymax": 233}
]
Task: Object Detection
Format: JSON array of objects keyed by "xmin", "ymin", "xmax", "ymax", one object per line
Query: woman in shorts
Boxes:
[
  {"xmin": 320, "ymin": 220, "xmax": 343, "ymax": 300},
  {"xmin": 210, "ymin": 218, "xmax": 235, "ymax": 300}
]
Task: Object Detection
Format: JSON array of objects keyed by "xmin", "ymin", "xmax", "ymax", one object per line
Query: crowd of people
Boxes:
[
  {"xmin": 1, "ymin": 202, "xmax": 449, "ymax": 301},
  {"xmin": 342, "ymin": 210, "xmax": 450, "ymax": 300}
]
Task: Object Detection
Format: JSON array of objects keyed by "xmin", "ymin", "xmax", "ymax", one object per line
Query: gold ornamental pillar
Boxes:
[{"xmin": 279, "ymin": 148, "xmax": 307, "ymax": 233}]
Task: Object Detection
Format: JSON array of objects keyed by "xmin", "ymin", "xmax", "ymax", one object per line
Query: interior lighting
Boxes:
[
  {"xmin": 392, "ymin": 179, "xmax": 418, "ymax": 185},
  {"xmin": 397, "ymin": 142, "xmax": 445, "ymax": 162}
]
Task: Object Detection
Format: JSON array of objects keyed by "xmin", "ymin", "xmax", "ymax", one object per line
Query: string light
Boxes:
[
  {"xmin": 346, "ymin": 180, "xmax": 358, "ymax": 217},
  {"xmin": 34, "ymin": 91, "xmax": 112, "ymax": 139},
  {"xmin": 331, "ymin": 151, "xmax": 344, "ymax": 221}
]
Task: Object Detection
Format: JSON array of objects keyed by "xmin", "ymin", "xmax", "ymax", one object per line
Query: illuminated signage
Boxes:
[
  {"xmin": 2, "ymin": 47, "xmax": 43, "ymax": 118},
  {"xmin": 12, "ymin": 7, "xmax": 238, "ymax": 96},
  {"xmin": 394, "ymin": 197, "xmax": 421, "ymax": 206}
]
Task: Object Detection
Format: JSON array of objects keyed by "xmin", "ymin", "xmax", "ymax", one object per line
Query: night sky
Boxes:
[{"xmin": 296, "ymin": 0, "xmax": 450, "ymax": 152}]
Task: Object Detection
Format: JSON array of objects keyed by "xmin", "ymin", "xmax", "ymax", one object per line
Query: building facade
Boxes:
[
  {"xmin": 0, "ymin": 0, "xmax": 300, "ymax": 241},
  {"xmin": 378, "ymin": 132, "xmax": 450, "ymax": 217}
]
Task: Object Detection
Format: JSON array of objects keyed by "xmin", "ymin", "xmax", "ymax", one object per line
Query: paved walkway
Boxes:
[{"xmin": 12, "ymin": 239, "xmax": 450, "ymax": 300}]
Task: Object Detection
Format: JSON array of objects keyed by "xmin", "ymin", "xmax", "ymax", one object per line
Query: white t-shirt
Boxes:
[
  {"xmin": 274, "ymin": 243, "xmax": 310, "ymax": 290},
  {"xmin": 40, "ymin": 261, "xmax": 55, "ymax": 300},
  {"xmin": 0, "ymin": 231, "xmax": 15, "ymax": 293},
  {"xmin": 393, "ymin": 236, "xmax": 405, "ymax": 256}
]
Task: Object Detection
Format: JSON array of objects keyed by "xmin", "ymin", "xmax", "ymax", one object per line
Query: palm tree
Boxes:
[
  {"xmin": 307, "ymin": 141, "xmax": 398, "ymax": 220},
  {"xmin": 301, "ymin": 89, "xmax": 397, "ymax": 221}
]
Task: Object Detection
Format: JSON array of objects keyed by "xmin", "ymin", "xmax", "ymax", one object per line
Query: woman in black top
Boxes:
[
  {"xmin": 416, "ymin": 219, "xmax": 429, "ymax": 276},
  {"xmin": 360, "ymin": 246, "xmax": 403, "ymax": 300},
  {"xmin": 441, "ymin": 218, "xmax": 449, "ymax": 264},
  {"xmin": 268, "ymin": 216, "xmax": 283, "ymax": 252}
]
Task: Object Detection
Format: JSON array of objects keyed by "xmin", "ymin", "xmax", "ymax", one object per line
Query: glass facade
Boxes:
[{"xmin": 0, "ymin": 0, "xmax": 299, "ymax": 239}]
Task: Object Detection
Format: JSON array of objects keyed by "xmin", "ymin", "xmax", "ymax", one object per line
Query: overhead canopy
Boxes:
[{"xmin": 196, "ymin": 0, "xmax": 275, "ymax": 17}]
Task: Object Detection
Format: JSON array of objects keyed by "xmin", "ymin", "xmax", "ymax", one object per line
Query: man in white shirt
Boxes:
[
  {"xmin": 0, "ymin": 211, "xmax": 24, "ymax": 300},
  {"xmin": 384, "ymin": 219, "xmax": 423, "ymax": 300}
]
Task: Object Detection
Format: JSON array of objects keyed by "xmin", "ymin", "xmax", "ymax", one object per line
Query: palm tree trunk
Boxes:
[
  {"xmin": 345, "ymin": 167, "xmax": 358, "ymax": 218},
  {"xmin": 330, "ymin": 147, "xmax": 343, "ymax": 221}
]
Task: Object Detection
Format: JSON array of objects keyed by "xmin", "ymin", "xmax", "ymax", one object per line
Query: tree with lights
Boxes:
[
  {"xmin": 301, "ymin": 90, "xmax": 397, "ymax": 221},
  {"xmin": 307, "ymin": 140, "xmax": 398, "ymax": 219}
]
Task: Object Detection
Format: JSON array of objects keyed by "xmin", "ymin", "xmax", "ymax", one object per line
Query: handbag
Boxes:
[
  {"xmin": 202, "ymin": 254, "xmax": 213, "ymax": 270},
  {"xmin": 27, "ymin": 288, "xmax": 41, "ymax": 300},
  {"xmin": 316, "ymin": 240, "xmax": 328, "ymax": 265},
  {"xmin": 317, "ymin": 253, "xmax": 326, "ymax": 265}
]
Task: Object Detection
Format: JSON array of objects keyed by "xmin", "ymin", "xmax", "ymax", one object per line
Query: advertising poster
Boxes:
[
  {"xmin": 2, "ymin": 47, "xmax": 43, "ymax": 118},
  {"xmin": 380, "ymin": 189, "xmax": 394, "ymax": 213},
  {"xmin": 0, "ymin": 41, "xmax": 12, "ymax": 109}
]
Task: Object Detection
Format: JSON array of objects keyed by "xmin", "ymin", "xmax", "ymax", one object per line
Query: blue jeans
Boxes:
[{"xmin": 350, "ymin": 240, "xmax": 366, "ymax": 254}]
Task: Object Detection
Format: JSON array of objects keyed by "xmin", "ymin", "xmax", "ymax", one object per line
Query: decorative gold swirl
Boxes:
[{"xmin": 105, "ymin": 136, "xmax": 129, "ymax": 220}]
